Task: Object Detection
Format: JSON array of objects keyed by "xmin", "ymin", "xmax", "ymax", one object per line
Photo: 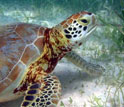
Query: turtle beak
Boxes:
[
  {"xmin": 92, "ymin": 14, "xmax": 96, "ymax": 25},
  {"xmin": 85, "ymin": 14, "xmax": 97, "ymax": 37}
]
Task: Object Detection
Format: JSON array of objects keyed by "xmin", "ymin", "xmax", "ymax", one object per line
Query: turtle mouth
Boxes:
[{"xmin": 85, "ymin": 24, "xmax": 97, "ymax": 37}]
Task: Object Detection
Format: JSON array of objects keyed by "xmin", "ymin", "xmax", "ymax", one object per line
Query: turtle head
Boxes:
[{"xmin": 55, "ymin": 11, "xmax": 97, "ymax": 48}]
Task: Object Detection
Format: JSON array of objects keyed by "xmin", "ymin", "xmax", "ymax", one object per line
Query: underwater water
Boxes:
[{"xmin": 0, "ymin": 0, "xmax": 124, "ymax": 107}]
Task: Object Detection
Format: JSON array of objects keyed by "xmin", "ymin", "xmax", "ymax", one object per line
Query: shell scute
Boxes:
[
  {"xmin": 0, "ymin": 82, "xmax": 7, "ymax": 93},
  {"xmin": 21, "ymin": 45, "xmax": 40, "ymax": 65},
  {"xmin": 0, "ymin": 31, "xmax": 26, "ymax": 81},
  {"xmin": 8, "ymin": 62, "xmax": 25, "ymax": 81},
  {"xmin": 15, "ymin": 23, "xmax": 40, "ymax": 44},
  {"xmin": 0, "ymin": 23, "xmax": 45, "ymax": 86},
  {"xmin": 37, "ymin": 27, "xmax": 46, "ymax": 37},
  {"xmin": 34, "ymin": 37, "xmax": 44, "ymax": 53}
]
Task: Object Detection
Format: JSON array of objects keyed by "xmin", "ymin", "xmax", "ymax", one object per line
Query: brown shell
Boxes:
[{"xmin": 0, "ymin": 23, "xmax": 46, "ymax": 92}]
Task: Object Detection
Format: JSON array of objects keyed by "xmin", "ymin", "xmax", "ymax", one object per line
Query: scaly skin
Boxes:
[
  {"xmin": 65, "ymin": 51, "xmax": 105, "ymax": 76},
  {"xmin": 19, "ymin": 27, "xmax": 72, "ymax": 107},
  {"xmin": 19, "ymin": 27, "xmax": 72, "ymax": 90}
]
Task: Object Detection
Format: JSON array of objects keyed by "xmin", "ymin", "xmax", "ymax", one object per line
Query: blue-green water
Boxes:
[
  {"xmin": 0, "ymin": 0, "xmax": 124, "ymax": 107},
  {"xmin": 0, "ymin": 0, "xmax": 122, "ymax": 24}
]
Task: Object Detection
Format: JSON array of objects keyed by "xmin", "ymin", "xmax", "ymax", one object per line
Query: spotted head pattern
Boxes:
[{"xmin": 55, "ymin": 11, "xmax": 97, "ymax": 48}]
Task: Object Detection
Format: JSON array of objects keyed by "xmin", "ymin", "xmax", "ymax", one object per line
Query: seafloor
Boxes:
[{"xmin": 0, "ymin": 0, "xmax": 124, "ymax": 107}]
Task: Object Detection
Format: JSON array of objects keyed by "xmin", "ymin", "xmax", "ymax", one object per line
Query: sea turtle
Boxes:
[{"xmin": 0, "ymin": 11, "xmax": 102, "ymax": 107}]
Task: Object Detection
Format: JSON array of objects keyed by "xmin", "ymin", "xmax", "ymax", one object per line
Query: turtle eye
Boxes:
[
  {"xmin": 81, "ymin": 19, "xmax": 88, "ymax": 23},
  {"xmin": 79, "ymin": 18, "xmax": 89, "ymax": 26}
]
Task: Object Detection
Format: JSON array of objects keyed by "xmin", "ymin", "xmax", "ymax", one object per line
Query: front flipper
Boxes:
[
  {"xmin": 65, "ymin": 51, "xmax": 105, "ymax": 76},
  {"xmin": 21, "ymin": 75, "xmax": 61, "ymax": 107}
]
